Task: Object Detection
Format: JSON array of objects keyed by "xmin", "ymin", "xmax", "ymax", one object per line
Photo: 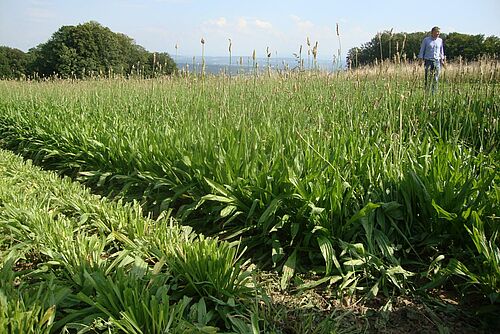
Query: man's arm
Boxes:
[
  {"xmin": 418, "ymin": 37, "xmax": 427, "ymax": 59},
  {"xmin": 440, "ymin": 41, "xmax": 445, "ymax": 66},
  {"xmin": 418, "ymin": 38, "xmax": 427, "ymax": 65}
]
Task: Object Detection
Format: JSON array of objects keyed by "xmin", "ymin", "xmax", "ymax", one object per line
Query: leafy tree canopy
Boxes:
[
  {"xmin": 25, "ymin": 21, "xmax": 176, "ymax": 78},
  {"xmin": 0, "ymin": 46, "xmax": 29, "ymax": 79},
  {"xmin": 347, "ymin": 30, "xmax": 500, "ymax": 67}
]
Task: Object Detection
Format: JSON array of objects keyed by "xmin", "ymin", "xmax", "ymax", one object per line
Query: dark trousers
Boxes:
[{"xmin": 424, "ymin": 59, "xmax": 441, "ymax": 93}]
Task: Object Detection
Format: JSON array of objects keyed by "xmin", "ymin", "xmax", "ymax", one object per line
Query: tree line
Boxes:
[
  {"xmin": 2, "ymin": 23, "xmax": 500, "ymax": 78},
  {"xmin": 0, "ymin": 21, "xmax": 176, "ymax": 79},
  {"xmin": 347, "ymin": 30, "xmax": 500, "ymax": 68}
]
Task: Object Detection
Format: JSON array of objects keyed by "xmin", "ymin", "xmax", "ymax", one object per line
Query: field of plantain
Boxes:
[
  {"xmin": 0, "ymin": 148, "xmax": 265, "ymax": 333},
  {"xmin": 0, "ymin": 62, "xmax": 498, "ymax": 314}
]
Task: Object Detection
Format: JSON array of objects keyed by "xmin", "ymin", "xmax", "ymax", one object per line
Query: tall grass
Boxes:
[{"xmin": 0, "ymin": 62, "xmax": 498, "ymax": 301}]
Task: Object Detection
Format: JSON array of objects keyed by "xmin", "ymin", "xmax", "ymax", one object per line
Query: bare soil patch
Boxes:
[{"xmin": 259, "ymin": 272, "xmax": 498, "ymax": 333}]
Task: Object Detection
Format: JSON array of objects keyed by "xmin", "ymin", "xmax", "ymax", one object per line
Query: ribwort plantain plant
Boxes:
[
  {"xmin": 0, "ymin": 60, "xmax": 498, "ymax": 305},
  {"xmin": 0, "ymin": 149, "xmax": 261, "ymax": 331}
]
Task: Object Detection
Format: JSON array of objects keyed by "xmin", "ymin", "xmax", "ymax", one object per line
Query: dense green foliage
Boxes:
[
  {"xmin": 347, "ymin": 30, "xmax": 500, "ymax": 67},
  {"xmin": 445, "ymin": 33, "xmax": 500, "ymax": 61},
  {"xmin": 0, "ymin": 46, "xmax": 29, "ymax": 79},
  {"xmin": 0, "ymin": 62, "xmax": 498, "ymax": 316},
  {"xmin": 0, "ymin": 149, "xmax": 264, "ymax": 333},
  {"xmin": 1, "ymin": 21, "xmax": 176, "ymax": 79}
]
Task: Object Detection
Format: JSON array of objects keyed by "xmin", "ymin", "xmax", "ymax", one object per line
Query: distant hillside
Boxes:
[{"xmin": 174, "ymin": 55, "xmax": 342, "ymax": 74}]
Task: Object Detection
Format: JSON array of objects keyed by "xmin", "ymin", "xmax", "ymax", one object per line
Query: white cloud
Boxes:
[
  {"xmin": 202, "ymin": 16, "xmax": 276, "ymax": 35},
  {"xmin": 290, "ymin": 15, "xmax": 313, "ymax": 31},
  {"xmin": 214, "ymin": 17, "xmax": 227, "ymax": 28},
  {"xmin": 254, "ymin": 19, "xmax": 272, "ymax": 30},
  {"xmin": 204, "ymin": 17, "xmax": 228, "ymax": 28},
  {"xmin": 237, "ymin": 17, "xmax": 248, "ymax": 30},
  {"xmin": 193, "ymin": 16, "xmax": 285, "ymax": 56},
  {"xmin": 288, "ymin": 15, "xmax": 338, "ymax": 49}
]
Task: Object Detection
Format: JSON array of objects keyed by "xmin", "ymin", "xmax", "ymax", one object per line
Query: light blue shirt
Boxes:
[{"xmin": 418, "ymin": 36, "xmax": 445, "ymax": 60}]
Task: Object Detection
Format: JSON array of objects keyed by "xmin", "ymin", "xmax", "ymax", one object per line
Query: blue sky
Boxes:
[{"xmin": 1, "ymin": 0, "xmax": 499, "ymax": 60}]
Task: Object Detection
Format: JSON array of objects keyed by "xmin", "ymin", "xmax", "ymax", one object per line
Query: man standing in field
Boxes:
[{"xmin": 418, "ymin": 26, "xmax": 445, "ymax": 93}]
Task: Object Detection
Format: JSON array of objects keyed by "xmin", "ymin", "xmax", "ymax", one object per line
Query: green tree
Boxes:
[
  {"xmin": 0, "ymin": 46, "xmax": 28, "ymax": 79},
  {"xmin": 27, "ymin": 21, "xmax": 176, "ymax": 78},
  {"xmin": 483, "ymin": 36, "xmax": 500, "ymax": 58},
  {"xmin": 141, "ymin": 52, "xmax": 178, "ymax": 77},
  {"xmin": 347, "ymin": 30, "xmax": 498, "ymax": 67},
  {"xmin": 444, "ymin": 33, "xmax": 485, "ymax": 61},
  {"xmin": 347, "ymin": 31, "xmax": 427, "ymax": 67}
]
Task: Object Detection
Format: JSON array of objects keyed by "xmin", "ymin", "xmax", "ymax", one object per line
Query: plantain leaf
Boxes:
[
  {"xmin": 369, "ymin": 280, "xmax": 380, "ymax": 297},
  {"xmin": 201, "ymin": 194, "xmax": 234, "ymax": 203},
  {"xmin": 343, "ymin": 259, "xmax": 365, "ymax": 266},
  {"xmin": 258, "ymin": 196, "xmax": 283, "ymax": 224},
  {"xmin": 281, "ymin": 249, "xmax": 298, "ymax": 290},
  {"xmin": 203, "ymin": 177, "xmax": 229, "ymax": 197},
  {"xmin": 220, "ymin": 205, "xmax": 237, "ymax": 218},
  {"xmin": 317, "ymin": 235, "xmax": 334, "ymax": 275},
  {"xmin": 347, "ymin": 202, "xmax": 381, "ymax": 226},
  {"xmin": 431, "ymin": 200, "xmax": 457, "ymax": 221},
  {"xmin": 297, "ymin": 276, "xmax": 331, "ymax": 291}
]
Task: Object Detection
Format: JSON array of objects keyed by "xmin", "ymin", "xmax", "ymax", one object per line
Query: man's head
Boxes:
[{"xmin": 431, "ymin": 26, "xmax": 441, "ymax": 39}]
